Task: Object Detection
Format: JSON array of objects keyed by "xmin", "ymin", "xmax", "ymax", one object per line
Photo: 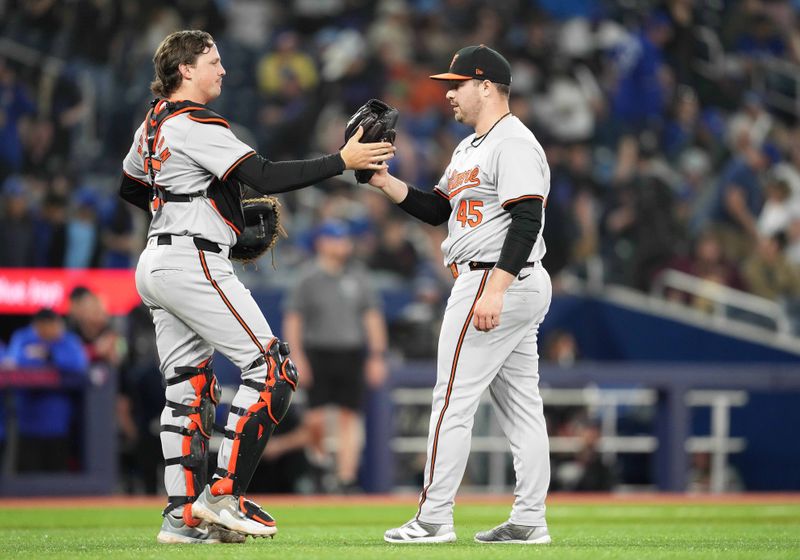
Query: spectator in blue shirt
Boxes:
[
  {"xmin": 0, "ymin": 57, "xmax": 36, "ymax": 182},
  {"xmin": 609, "ymin": 14, "xmax": 671, "ymax": 137},
  {"xmin": 6, "ymin": 308, "xmax": 88, "ymax": 472},
  {"xmin": 705, "ymin": 142, "xmax": 779, "ymax": 260},
  {"xmin": 735, "ymin": 13, "xmax": 787, "ymax": 60}
]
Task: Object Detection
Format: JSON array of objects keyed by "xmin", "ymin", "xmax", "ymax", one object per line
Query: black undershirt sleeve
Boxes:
[
  {"xmin": 496, "ymin": 197, "xmax": 543, "ymax": 276},
  {"xmin": 232, "ymin": 153, "xmax": 346, "ymax": 194},
  {"xmin": 397, "ymin": 186, "xmax": 451, "ymax": 226},
  {"xmin": 119, "ymin": 173, "xmax": 151, "ymax": 213}
]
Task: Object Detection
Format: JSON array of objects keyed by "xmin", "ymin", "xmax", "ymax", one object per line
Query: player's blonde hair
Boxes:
[{"xmin": 150, "ymin": 30, "xmax": 214, "ymax": 98}]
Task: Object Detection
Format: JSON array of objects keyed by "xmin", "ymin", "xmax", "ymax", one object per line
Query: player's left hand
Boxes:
[{"xmin": 473, "ymin": 291, "xmax": 504, "ymax": 332}]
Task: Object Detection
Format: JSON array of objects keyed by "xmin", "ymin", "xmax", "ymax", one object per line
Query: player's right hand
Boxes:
[
  {"xmin": 340, "ymin": 126, "xmax": 396, "ymax": 170},
  {"xmin": 367, "ymin": 167, "xmax": 390, "ymax": 190},
  {"xmin": 367, "ymin": 169, "xmax": 410, "ymax": 204}
]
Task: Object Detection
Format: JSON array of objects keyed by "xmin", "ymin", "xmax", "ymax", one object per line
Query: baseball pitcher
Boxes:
[
  {"xmin": 119, "ymin": 30, "xmax": 393, "ymax": 544},
  {"xmin": 369, "ymin": 45, "xmax": 553, "ymax": 545}
]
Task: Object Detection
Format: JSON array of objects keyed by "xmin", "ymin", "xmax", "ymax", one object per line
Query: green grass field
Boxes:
[{"xmin": 1, "ymin": 499, "xmax": 799, "ymax": 559}]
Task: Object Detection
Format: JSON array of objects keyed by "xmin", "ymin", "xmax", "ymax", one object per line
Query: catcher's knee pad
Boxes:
[
  {"xmin": 260, "ymin": 337, "xmax": 298, "ymax": 422},
  {"xmin": 162, "ymin": 359, "xmax": 221, "ymax": 521},
  {"xmin": 213, "ymin": 338, "xmax": 297, "ymax": 495}
]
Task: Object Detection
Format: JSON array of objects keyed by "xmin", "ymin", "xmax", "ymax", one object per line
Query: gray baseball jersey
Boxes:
[
  {"xmin": 123, "ymin": 108, "xmax": 255, "ymax": 246},
  {"xmin": 433, "ymin": 115, "xmax": 550, "ymax": 266},
  {"xmin": 414, "ymin": 113, "xmax": 553, "ymax": 527}
]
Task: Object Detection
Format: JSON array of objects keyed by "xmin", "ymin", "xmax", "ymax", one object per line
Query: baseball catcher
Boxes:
[
  {"xmin": 119, "ymin": 30, "xmax": 394, "ymax": 544},
  {"xmin": 344, "ymin": 99, "xmax": 399, "ymax": 183}
]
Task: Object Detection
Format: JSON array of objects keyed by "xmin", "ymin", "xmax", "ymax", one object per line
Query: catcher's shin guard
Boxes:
[
  {"xmin": 212, "ymin": 338, "xmax": 298, "ymax": 495},
  {"xmin": 162, "ymin": 359, "xmax": 221, "ymax": 524}
]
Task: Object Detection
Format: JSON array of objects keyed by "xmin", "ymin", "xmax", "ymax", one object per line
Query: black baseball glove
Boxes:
[
  {"xmin": 344, "ymin": 99, "xmax": 399, "ymax": 183},
  {"xmin": 230, "ymin": 196, "xmax": 286, "ymax": 265}
]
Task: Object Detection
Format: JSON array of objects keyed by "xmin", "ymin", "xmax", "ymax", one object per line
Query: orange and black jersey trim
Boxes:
[
  {"xmin": 502, "ymin": 194, "xmax": 545, "ymax": 208},
  {"xmin": 222, "ymin": 151, "xmax": 256, "ymax": 182}
]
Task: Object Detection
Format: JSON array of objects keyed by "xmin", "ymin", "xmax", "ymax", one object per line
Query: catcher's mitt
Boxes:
[
  {"xmin": 230, "ymin": 196, "xmax": 286, "ymax": 265},
  {"xmin": 344, "ymin": 98, "xmax": 399, "ymax": 183}
]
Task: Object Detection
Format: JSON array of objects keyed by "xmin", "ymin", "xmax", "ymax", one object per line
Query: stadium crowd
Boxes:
[
  {"xmin": 2, "ymin": 0, "xmax": 800, "ymax": 492},
  {"xmin": 4, "ymin": 0, "xmax": 800, "ymax": 329}
]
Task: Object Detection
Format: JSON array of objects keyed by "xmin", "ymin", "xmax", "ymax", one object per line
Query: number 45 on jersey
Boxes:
[{"xmin": 456, "ymin": 199, "xmax": 483, "ymax": 227}]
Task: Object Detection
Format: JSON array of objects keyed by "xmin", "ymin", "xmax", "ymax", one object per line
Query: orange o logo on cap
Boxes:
[{"xmin": 450, "ymin": 53, "xmax": 459, "ymax": 69}]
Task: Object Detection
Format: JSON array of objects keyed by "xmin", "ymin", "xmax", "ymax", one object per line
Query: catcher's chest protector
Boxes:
[{"xmin": 145, "ymin": 99, "xmax": 246, "ymax": 234}]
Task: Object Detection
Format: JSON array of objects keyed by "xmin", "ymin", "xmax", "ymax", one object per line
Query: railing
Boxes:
[
  {"xmin": 650, "ymin": 269, "xmax": 792, "ymax": 335},
  {"xmin": 362, "ymin": 362, "xmax": 800, "ymax": 493},
  {"xmin": 693, "ymin": 26, "xmax": 727, "ymax": 81},
  {"xmin": 688, "ymin": 25, "xmax": 800, "ymax": 119},
  {"xmin": 686, "ymin": 390, "xmax": 748, "ymax": 494},
  {"xmin": 755, "ymin": 56, "xmax": 800, "ymax": 117},
  {"xmin": 389, "ymin": 387, "xmax": 747, "ymax": 493}
]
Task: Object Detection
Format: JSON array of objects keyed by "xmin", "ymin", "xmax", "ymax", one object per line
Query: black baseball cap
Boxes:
[
  {"xmin": 430, "ymin": 45, "xmax": 512, "ymax": 85},
  {"xmin": 33, "ymin": 308, "xmax": 59, "ymax": 322}
]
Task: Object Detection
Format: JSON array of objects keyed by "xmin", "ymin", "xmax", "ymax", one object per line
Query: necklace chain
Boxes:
[{"xmin": 470, "ymin": 111, "xmax": 512, "ymax": 148}]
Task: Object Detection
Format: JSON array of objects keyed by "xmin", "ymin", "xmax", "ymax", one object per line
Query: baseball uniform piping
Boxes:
[
  {"xmin": 123, "ymin": 171, "xmax": 150, "ymax": 187},
  {"xmin": 221, "ymin": 151, "xmax": 256, "ymax": 181},
  {"xmin": 187, "ymin": 114, "xmax": 230, "ymax": 128},
  {"xmin": 502, "ymin": 194, "xmax": 544, "ymax": 208},
  {"xmin": 208, "ymin": 198, "xmax": 242, "ymax": 235},
  {"xmin": 198, "ymin": 250, "xmax": 265, "ymax": 355},
  {"xmin": 416, "ymin": 269, "xmax": 489, "ymax": 519},
  {"xmin": 433, "ymin": 187, "xmax": 449, "ymax": 200}
]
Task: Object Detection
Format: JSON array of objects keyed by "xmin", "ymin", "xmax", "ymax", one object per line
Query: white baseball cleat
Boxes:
[
  {"xmin": 384, "ymin": 518, "xmax": 457, "ymax": 544},
  {"xmin": 191, "ymin": 485, "xmax": 277, "ymax": 538},
  {"xmin": 474, "ymin": 521, "xmax": 551, "ymax": 544}
]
